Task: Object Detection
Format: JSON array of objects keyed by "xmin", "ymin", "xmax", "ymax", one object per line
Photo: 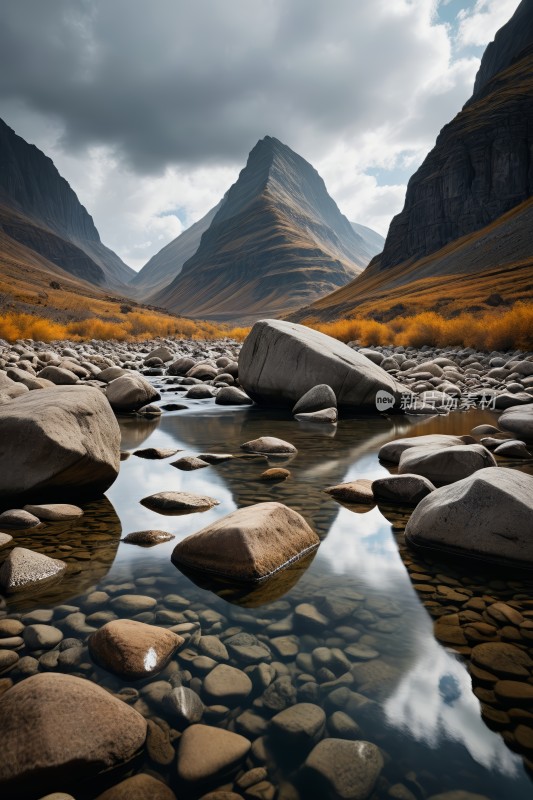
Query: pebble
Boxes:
[
  {"xmin": 176, "ymin": 724, "xmax": 251, "ymax": 784},
  {"xmin": 204, "ymin": 664, "xmax": 252, "ymax": 704},
  {"xmin": 305, "ymin": 738, "xmax": 384, "ymax": 800},
  {"xmin": 23, "ymin": 624, "xmax": 63, "ymax": 650}
]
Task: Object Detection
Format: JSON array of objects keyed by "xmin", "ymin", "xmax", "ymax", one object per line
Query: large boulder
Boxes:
[
  {"xmin": 499, "ymin": 402, "xmax": 533, "ymax": 442},
  {"xmin": 378, "ymin": 434, "xmax": 475, "ymax": 464},
  {"xmin": 405, "ymin": 467, "xmax": 533, "ymax": 567},
  {"xmin": 0, "ymin": 386, "xmax": 120, "ymax": 503},
  {"xmin": 106, "ymin": 374, "xmax": 160, "ymax": 412},
  {"xmin": 238, "ymin": 320, "xmax": 409, "ymax": 410},
  {"xmin": 398, "ymin": 444, "xmax": 496, "ymax": 485},
  {"xmin": 0, "ymin": 673, "xmax": 147, "ymax": 797},
  {"xmin": 172, "ymin": 502, "xmax": 319, "ymax": 582}
]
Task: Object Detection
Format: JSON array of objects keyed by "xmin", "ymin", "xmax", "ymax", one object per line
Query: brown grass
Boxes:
[{"xmin": 311, "ymin": 303, "xmax": 533, "ymax": 351}]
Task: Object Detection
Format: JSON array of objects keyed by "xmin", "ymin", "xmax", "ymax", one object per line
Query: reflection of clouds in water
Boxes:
[{"xmin": 384, "ymin": 634, "xmax": 520, "ymax": 777}]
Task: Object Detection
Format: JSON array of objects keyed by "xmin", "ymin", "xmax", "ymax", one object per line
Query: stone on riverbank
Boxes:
[
  {"xmin": 106, "ymin": 374, "xmax": 160, "ymax": 412},
  {"xmin": 0, "ymin": 547, "xmax": 67, "ymax": 594},
  {"xmin": 499, "ymin": 402, "xmax": 533, "ymax": 442},
  {"xmin": 89, "ymin": 619, "xmax": 183, "ymax": 680},
  {"xmin": 398, "ymin": 444, "xmax": 496, "ymax": 485},
  {"xmin": 140, "ymin": 492, "xmax": 219, "ymax": 514}
]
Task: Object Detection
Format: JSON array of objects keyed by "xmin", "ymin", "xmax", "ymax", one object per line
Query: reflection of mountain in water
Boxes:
[
  {"xmin": 119, "ymin": 415, "xmax": 161, "ymax": 450},
  {"xmin": 1, "ymin": 496, "xmax": 122, "ymax": 611}
]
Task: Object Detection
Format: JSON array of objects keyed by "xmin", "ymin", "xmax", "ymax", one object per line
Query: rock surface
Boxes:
[
  {"xmin": 89, "ymin": 619, "xmax": 184, "ymax": 680},
  {"xmin": 305, "ymin": 738, "xmax": 384, "ymax": 800},
  {"xmin": 140, "ymin": 492, "xmax": 219, "ymax": 514},
  {"xmin": 398, "ymin": 444, "xmax": 496, "ymax": 485},
  {"xmin": 499, "ymin": 402, "xmax": 533, "ymax": 441},
  {"xmin": 122, "ymin": 530, "xmax": 175, "ymax": 546},
  {"xmin": 0, "ymin": 547, "xmax": 67, "ymax": 593},
  {"xmin": 405, "ymin": 467, "xmax": 533, "ymax": 566},
  {"xmin": 176, "ymin": 724, "xmax": 251, "ymax": 784},
  {"xmin": 0, "ymin": 385, "xmax": 120, "ymax": 503},
  {"xmin": 95, "ymin": 774, "xmax": 177, "ymax": 800},
  {"xmin": 0, "ymin": 673, "xmax": 147, "ymax": 795},
  {"xmin": 106, "ymin": 374, "xmax": 160, "ymax": 412},
  {"xmin": 172, "ymin": 502, "xmax": 319, "ymax": 582},
  {"xmin": 239, "ymin": 320, "xmax": 409, "ymax": 410}
]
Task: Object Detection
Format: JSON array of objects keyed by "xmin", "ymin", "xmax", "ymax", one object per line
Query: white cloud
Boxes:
[{"xmin": 457, "ymin": 0, "xmax": 522, "ymax": 47}]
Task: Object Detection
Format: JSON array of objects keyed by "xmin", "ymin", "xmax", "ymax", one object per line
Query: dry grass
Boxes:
[
  {"xmin": 311, "ymin": 303, "xmax": 533, "ymax": 351},
  {"xmin": 0, "ymin": 310, "xmax": 252, "ymax": 343}
]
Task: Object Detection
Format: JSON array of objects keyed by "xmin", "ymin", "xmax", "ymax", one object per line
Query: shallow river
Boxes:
[{"xmin": 4, "ymin": 381, "xmax": 533, "ymax": 800}]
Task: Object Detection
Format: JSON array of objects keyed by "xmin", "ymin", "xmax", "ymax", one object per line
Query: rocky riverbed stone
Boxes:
[
  {"xmin": 106, "ymin": 374, "xmax": 160, "ymax": 412},
  {"xmin": 89, "ymin": 619, "xmax": 184, "ymax": 679},
  {"xmin": 0, "ymin": 532, "xmax": 13, "ymax": 548},
  {"xmin": 325, "ymin": 479, "xmax": 374, "ymax": 503},
  {"xmin": 0, "ymin": 547, "xmax": 67, "ymax": 593},
  {"xmin": 260, "ymin": 468, "xmax": 290, "ymax": 481},
  {"xmin": 271, "ymin": 703, "xmax": 326, "ymax": 747},
  {"xmin": 177, "ymin": 724, "xmax": 251, "ymax": 785},
  {"xmin": 204, "ymin": 664, "xmax": 253, "ymax": 704},
  {"xmin": 23, "ymin": 503, "xmax": 83, "ymax": 521},
  {"xmin": 292, "ymin": 384, "xmax": 337, "ymax": 414},
  {"xmin": 122, "ymin": 530, "xmax": 175, "ymax": 546},
  {"xmin": 171, "ymin": 455, "xmax": 210, "ymax": 471},
  {"xmin": 172, "ymin": 502, "xmax": 319, "ymax": 582},
  {"xmin": 378, "ymin": 434, "xmax": 475, "ymax": 464},
  {"xmin": 0, "ymin": 509, "xmax": 41, "ymax": 528},
  {"xmin": 371, "ymin": 474, "xmax": 435, "ymax": 505},
  {"xmin": 398, "ymin": 444, "xmax": 496, "ymax": 484},
  {"xmin": 241, "ymin": 436, "xmax": 297, "ymax": 455},
  {"xmin": 95, "ymin": 774, "xmax": 177, "ymax": 800},
  {"xmin": 133, "ymin": 447, "xmax": 180, "ymax": 459},
  {"xmin": 0, "ymin": 673, "xmax": 147, "ymax": 796},
  {"xmin": 141, "ymin": 491, "xmax": 219, "ymax": 514},
  {"xmin": 295, "ymin": 408, "xmax": 338, "ymax": 424},
  {"xmin": 0, "ymin": 385, "xmax": 120, "ymax": 503},
  {"xmin": 305, "ymin": 738, "xmax": 384, "ymax": 800},
  {"xmin": 499, "ymin": 402, "xmax": 533, "ymax": 441},
  {"xmin": 405, "ymin": 467, "xmax": 533, "ymax": 566},
  {"xmin": 23, "ymin": 624, "xmax": 63, "ymax": 650},
  {"xmin": 110, "ymin": 595, "xmax": 158, "ymax": 614},
  {"xmin": 164, "ymin": 685, "xmax": 205, "ymax": 724}
]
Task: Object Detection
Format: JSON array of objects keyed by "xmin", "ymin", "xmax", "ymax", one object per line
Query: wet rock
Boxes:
[
  {"xmin": 0, "ymin": 508, "xmax": 41, "ymax": 528},
  {"xmin": 198, "ymin": 453, "xmax": 233, "ymax": 464},
  {"xmin": 164, "ymin": 685, "xmax": 205, "ymax": 724},
  {"xmin": 141, "ymin": 491, "xmax": 219, "ymax": 514},
  {"xmin": 0, "ymin": 532, "xmax": 13, "ymax": 548},
  {"xmin": 171, "ymin": 456, "xmax": 210, "ymax": 471},
  {"xmin": 471, "ymin": 424, "xmax": 500, "ymax": 435},
  {"xmin": 0, "ymin": 385, "xmax": 120, "ymax": 503},
  {"xmin": 133, "ymin": 447, "xmax": 179, "ymax": 459},
  {"xmin": 262, "ymin": 676, "xmax": 297, "ymax": 711},
  {"xmin": 241, "ymin": 436, "xmax": 297, "ymax": 455},
  {"xmin": 185, "ymin": 385, "xmax": 215, "ymax": 399},
  {"xmin": 398, "ymin": 444, "xmax": 496, "ymax": 485},
  {"xmin": 493, "ymin": 440, "xmax": 531, "ymax": 458},
  {"xmin": 204, "ymin": 664, "xmax": 253, "ymax": 704},
  {"xmin": 471, "ymin": 642, "xmax": 533, "ymax": 678},
  {"xmin": 372, "ymin": 474, "xmax": 435, "ymax": 505},
  {"xmin": 23, "ymin": 503, "xmax": 83, "ymax": 521},
  {"xmin": 305, "ymin": 738, "xmax": 383, "ymax": 800},
  {"xmin": 95, "ymin": 774, "xmax": 177, "ymax": 800},
  {"xmin": 405, "ymin": 467, "xmax": 533, "ymax": 566},
  {"xmin": 89, "ymin": 619, "xmax": 183, "ymax": 680},
  {"xmin": 378, "ymin": 434, "xmax": 475, "ymax": 464},
  {"xmin": 0, "ymin": 619, "xmax": 24, "ymax": 637},
  {"xmin": 239, "ymin": 320, "xmax": 408, "ymax": 410},
  {"xmin": 325, "ymin": 479, "xmax": 373, "ymax": 504},
  {"xmin": 23, "ymin": 624, "xmax": 63, "ymax": 650},
  {"xmin": 176, "ymin": 724, "xmax": 251, "ymax": 784},
  {"xmin": 107, "ymin": 374, "xmax": 160, "ymax": 412},
  {"xmin": 0, "ymin": 673, "xmax": 147, "ymax": 796},
  {"xmin": 168, "ymin": 356, "xmax": 196, "ymax": 375},
  {"xmin": 0, "ymin": 650, "xmax": 19, "ymax": 673},
  {"xmin": 110, "ymin": 595, "xmax": 158, "ymax": 614},
  {"xmin": 216, "ymin": 387, "xmax": 253, "ymax": 405},
  {"xmin": 171, "ymin": 502, "xmax": 319, "ymax": 581},
  {"xmin": 198, "ymin": 635, "xmax": 229, "ymax": 661},
  {"xmin": 0, "ymin": 547, "xmax": 67, "ymax": 594},
  {"xmin": 271, "ymin": 703, "xmax": 325, "ymax": 747},
  {"xmin": 260, "ymin": 468, "xmax": 290, "ymax": 481},
  {"xmin": 328, "ymin": 711, "xmax": 361, "ymax": 740},
  {"xmin": 146, "ymin": 346, "xmax": 174, "ymax": 363},
  {"xmin": 122, "ymin": 530, "xmax": 175, "ymax": 546},
  {"xmin": 499, "ymin": 402, "xmax": 533, "ymax": 441},
  {"xmin": 146, "ymin": 719, "xmax": 175, "ymax": 765},
  {"xmin": 295, "ymin": 408, "xmax": 338, "ymax": 424},
  {"xmin": 294, "ymin": 603, "xmax": 328, "ymax": 631},
  {"xmin": 292, "ymin": 384, "xmax": 337, "ymax": 414},
  {"xmin": 38, "ymin": 366, "xmax": 78, "ymax": 385}
]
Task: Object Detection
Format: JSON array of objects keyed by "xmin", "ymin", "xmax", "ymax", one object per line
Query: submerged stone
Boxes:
[
  {"xmin": 89, "ymin": 619, "xmax": 184, "ymax": 680},
  {"xmin": 0, "ymin": 547, "xmax": 67, "ymax": 594}
]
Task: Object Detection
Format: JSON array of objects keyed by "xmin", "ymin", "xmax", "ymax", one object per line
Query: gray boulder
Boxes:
[
  {"xmin": 372, "ymin": 474, "xmax": 435, "ymax": 505},
  {"xmin": 239, "ymin": 320, "xmax": 409, "ymax": 410},
  {"xmin": 0, "ymin": 547, "xmax": 67, "ymax": 594},
  {"xmin": 499, "ymin": 402, "xmax": 533, "ymax": 442},
  {"xmin": 106, "ymin": 374, "xmax": 160, "ymax": 412},
  {"xmin": 0, "ymin": 386, "xmax": 120, "ymax": 503},
  {"xmin": 405, "ymin": 467, "xmax": 533, "ymax": 567},
  {"xmin": 292, "ymin": 384, "xmax": 337, "ymax": 415},
  {"xmin": 398, "ymin": 444, "xmax": 496, "ymax": 485},
  {"xmin": 378, "ymin": 434, "xmax": 475, "ymax": 464}
]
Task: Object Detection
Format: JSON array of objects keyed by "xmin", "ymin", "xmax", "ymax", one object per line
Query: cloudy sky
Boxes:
[{"xmin": 0, "ymin": 0, "xmax": 522, "ymax": 269}]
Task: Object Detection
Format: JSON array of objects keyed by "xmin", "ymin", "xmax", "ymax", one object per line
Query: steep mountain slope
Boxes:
[
  {"xmin": 0, "ymin": 118, "xmax": 135, "ymax": 292},
  {"xmin": 291, "ymin": 0, "xmax": 533, "ymax": 323},
  {"xmin": 130, "ymin": 201, "xmax": 222, "ymax": 296},
  {"xmin": 151, "ymin": 136, "xmax": 373, "ymax": 322},
  {"xmin": 350, "ymin": 222, "xmax": 384, "ymax": 258}
]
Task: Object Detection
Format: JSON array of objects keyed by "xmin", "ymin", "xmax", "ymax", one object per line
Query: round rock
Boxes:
[
  {"xmin": 204, "ymin": 664, "xmax": 252, "ymax": 704},
  {"xmin": 305, "ymin": 738, "xmax": 384, "ymax": 800},
  {"xmin": 140, "ymin": 491, "xmax": 219, "ymax": 514},
  {"xmin": 23, "ymin": 504, "xmax": 83, "ymax": 521},
  {"xmin": 89, "ymin": 619, "xmax": 183, "ymax": 680},
  {"xmin": 122, "ymin": 530, "xmax": 175, "ymax": 546},
  {"xmin": 176, "ymin": 724, "xmax": 251, "ymax": 784},
  {"xmin": 271, "ymin": 703, "xmax": 326, "ymax": 747},
  {"xmin": 95, "ymin": 774, "xmax": 176, "ymax": 800}
]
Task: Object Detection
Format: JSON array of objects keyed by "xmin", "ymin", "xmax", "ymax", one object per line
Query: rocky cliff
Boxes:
[
  {"xmin": 0, "ymin": 118, "xmax": 135, "ymax": 291},
  {"xmin": 377, "ymin": 0, "xmax": 533, "ymax": 272},
  {"xmin": 151, "ymin": 136, "xmax": 375, "ymax": 321}
]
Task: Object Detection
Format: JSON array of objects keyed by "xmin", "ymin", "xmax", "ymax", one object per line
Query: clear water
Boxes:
[{"xmin": 3, "ymin": 382, "xmax": 533, "ymax": 800}]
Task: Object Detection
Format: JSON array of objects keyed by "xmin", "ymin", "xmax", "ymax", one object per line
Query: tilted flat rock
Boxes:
[
  {"xmin": 325, "ymin": 479, "xmax": 374, "ymax": 503},
  {"xmin": 0, "ymin": 547, "xmax": 67, "ymax": 594},
  {"xmin": 0, "ymin": 385, "xmax": 120, "ymax": 503},
  {"xmin": 23, "ymin": 503, "xmax": 83, "ymax": 521},
  {"xmin": 292, "ymin": 384, "xmax": 337, "ymax": 414},
  {"xmin": 122, "ymin": 530, "xmax": 175, "ymax": 546},
  {"xmin": 499, "ymin": 402, "xmax": 533, "ymax": 442},
  {"xmin": 371, "ymin": 474, "xmax": 435, "ymax": 505},
  {"xmin": 95, "ymin": 774, "xmax": 177, "ymax": 800},
  {"xmin": 239, "ymin": 320, "xmax": 409, "ymax": 410},
  {"xmin": 295, "ymin": 408, "xmax": 338, "ymax": 424},
  {"xmin": 378, "ymin": 434, "xmax": 475, "ymax": 464},
  {"xmin": 106, "ymin": 374, "xmax": 160, "ymax": 412},
  {"xmin": 0, "ymin": 508, "xmax": 41, "ymax": 528},
  {"xmin": 398, "ymin": 444, "xmax": 496, "ymax": 485},
  {"xmin": 0, "ymin": 673, "xmax": 147, "ymax": 796},
  {"xmin": 176, "ymin": 724, "xmax": 251, "ymax": 784},
  {"xmin": 89, "ymin": 619, "xmax": 183, "ymax": 680},
  {"xmin": 140, "ymin": 491, "xmax": 219, "ymax": 514},
  {"xmin": 241, "ymin": 436, "xmax": 297, "ymax": 454},
  {"xmin": 172, "ymin": 501, "xmax": 319, "ymax": 582},
  {"xmin": 405, "ymin": 467, "xmax": 533, "ymax": 566}
]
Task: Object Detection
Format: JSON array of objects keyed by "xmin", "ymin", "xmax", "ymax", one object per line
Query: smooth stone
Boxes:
[
  {"xmin": 0, "ymin": 619, "xmax": 24, "ymax": 637},
  {"xmin": 0, "ymin": 547, "xmax": 67, "ymax": 594},
  {"xmin": 176, "ymin": 724, "xmax": 251, "ymax": 784},
  {"xmin": 23, "ymin": 624, "xmax": 63, "ymax": 650},
  {"xmin": 122, "ymin": 530, "xmax": 175, "ymax": 546},
  {"xmin": 172, "ymin": 502, "xmax": 319, "ymax": 582},
  {"xmin": 95, "ymin": 774, "xmax": 177, "ymax": 800},
  {"xmin": 398, "ymin": 444, "xmax": 496, "ymax": 485},
  {"xmin": 0, "ymin": 673, "xmax": 147, "ymax": 795},
  {"xmin": 146, "ymin": 719, "xmax": 175, "ymax": 765},
  {"xmin": 184, "ymin": 385, "xmax": 215, "ymax": 399},
  {"xmin": 295, "ymin": 408, "xmax": 338, "ymax": 424},
  {"xmin": 164, "ymin": 685, "xmax": 205, "ymax": 724},
  {"xmin": 0, "ymin": 386, "xmax": 120, "ymax": 503},
  {"xmin": 171, "ymin": 456, "xmax": 210, "ymax": 471},
  {"xmin": 198, "ymin": 635, "xmax": 229, "ymax": 661},
  {"xmin": 0, "ymin": 650, "xmax": 19, "ymax": 673},
  {"xmin": 325, "ymin": 479, "xmax": 373, "ymax": 503},
  {"xmin": 239, "ymin": 320, "xmax": 408, "ymax": 410},
  {"xmin": 23, "ymin": 504, "xmax": 83, "ymax": 521},
  {"xmin": 215, "ymin": 387, "xmax": 253, "ymax": 405},
  {"xmin": 271, "ymin": 703, "xmax": 326, "ymax": 746},
  {"xmin": 378, "ymin": 434, "xmax": 475, "ymax": 464},
  {"xmin": 0, "ymin": 532, "xmax": 13, "ymax": 548},
  {"xmin": 241, "ymin": 436, "xmax": 297, "ymax": 455},
  {"xmin": 499, "ymin": 402, "xmax": 533, "ymax": 441},
  {"xmin": 106, "ymin": 374, "xmax": 160, "ymax": 412},
  {"xmin": 260, "ymin": 468, "xmax": 290, "ymax": 481},
  {"xmin": 110, "ymin": 595, "xmax": 158, "ymax": 613},
  {"xmin": 472, "ymin": 642, "xmax": 533, "ymax": 677},
  {"xmin": 133, "ymin": 447, "xmax": 179, "ymax": 459},
  {"xmin": 198, "ymin": 453, "xmax": 233, "ymax": 464},
  {"xmin": 405, "ymin": 467, "xmax": 533, "ymax": 566},
  {"xmin": 494, "ymin": 680, "xmax": 533, "ymax": 705},
  {"xmin": 292, "ymin": 384, "xmax": 337, "ymax": 414},
  {"xmin": 0, "ymin": 509, "xmax": 41, "ymax": 528},
  {"xmin": 141, "ymin": 491, "xmax": 219, "ymax": 514},
  {"xmin": 204, "ymin": 664, "xmax": 252, "ymax": 704},
  {"xmin": 493, "ymin": 440, "xmax": 531, "ymax": 458},
  {"xmin": 305, "ymin": 738, "xmax": 384, "ymax": 800},
  {"xmin": 471, "ymin": 424, "xmax": 500, "ymax": 435},
  {"xmin": 89, "ymin": 619, "xmax": 183, "ymax": 680},
  {"xmin": 328, "ymin": 711, "xmax": 361, "ymax": 740},
  {"xmin": 372, "ymin": 474, "xmax": 435, "ymax": 505}
]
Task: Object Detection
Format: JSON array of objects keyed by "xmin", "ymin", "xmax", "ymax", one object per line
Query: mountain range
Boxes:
[{"xmin": 290, "ymin": 0, "xmax": 533, "ymax": 323}]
